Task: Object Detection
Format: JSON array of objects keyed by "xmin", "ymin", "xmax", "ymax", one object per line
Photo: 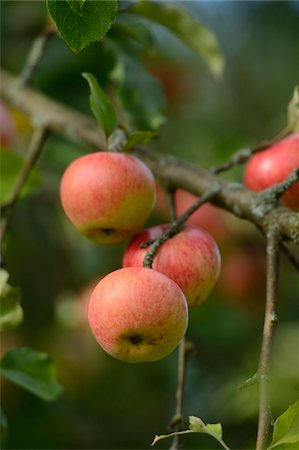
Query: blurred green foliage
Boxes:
[{"xmin": 1, "ymin": 1, "xmax": 299, "ymax": 449}]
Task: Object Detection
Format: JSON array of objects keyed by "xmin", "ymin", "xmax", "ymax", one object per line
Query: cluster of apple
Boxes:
[
  {"xmin": 60, "ymin": 152, "xmax": 221, "ymax": 363},
  {"xmin": 60, "ymin": 133, "xmax": 298, "ymax": 363}
]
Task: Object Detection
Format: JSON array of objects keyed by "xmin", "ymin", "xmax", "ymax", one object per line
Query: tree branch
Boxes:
[
  {"xmin": 0, "ymin": 127, "xmax": 48, "ymax": 246},
  {"xmin": 256, "ymin": 227, "xmax": 280, "ymax": 450},
  {"xmin": 1, "ymin": 70, "xmax": 298, "ymax": 244}
]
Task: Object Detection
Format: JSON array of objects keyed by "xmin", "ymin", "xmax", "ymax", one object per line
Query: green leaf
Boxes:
[
  {"xmin": 82, "ymin": 72, "xmax": 117, "ymax": 138},
  {"xmin": 152, "ymin": 416, "xmax": 228, "ymax": 449},
  {"xmin": 47, "ymin": 0, "xmax": 117, "ymax": 53},
  {"xmin": 0, "ymin": 348, "xmax": 63, "ymax": 401},
  {"xmin": 128, "ymin": 1, "xmax": 224, "ymax": 78},
  {"xmin": 66, "ymin": 0, "xmax": 85, "ymax": 16},
  {"xmin": 0, "ymin": 269, "xmax": 23, "ymax": 331},
  {"xmin": 111, "ymin": 54, "xmax": 166, "ymax": 131},
  {"xmin": 124, "ymin": 130, "xmax": 157, "ymax": 150},
  {"xmin": 112, "ymin": 22, "xmax": 154, "ymax": 51},
  {"xmin": 0, "ymin": 149, "xmax": 41, "ymax": 205},
  {"xmin": 288, "ymin": 86, "xmax": 299, "ymax": 132},
  {"xmin": 0, "ymin": 287, "xmax": 23, "ymax": 332},
  {"xmin": 268, "ymin": 401, "xmax": 299, "ymax": 449}
]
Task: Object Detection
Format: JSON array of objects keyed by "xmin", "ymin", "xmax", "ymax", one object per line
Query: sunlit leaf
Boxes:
[
  {"xmin": 0, "ymin": 348, "xmax": 63, "ymax": 401},
  {"xmin": 288, "ymin": 86, "xmax": 299, "ymax": 132},
  {"xmin": 82, "ymin": 72, "xmax": 117, "ymax": 138},
  {"xmin": 0, "ymin": 269, "xmax": 23, "ymax": 331},
  {"xmin": 128, "ymin": 1, "xmax": 224, "ymax": 78},
  {"xmin": 268, "ymin": 401, "xmax": 299, "ymax": 449},
  {"xmin": 47, "ymin": 0, "xmax": 117, "ymax": 53},
  {"xmin": 152, "ymin": 415, "xmax": 227, "ymax": 449}
]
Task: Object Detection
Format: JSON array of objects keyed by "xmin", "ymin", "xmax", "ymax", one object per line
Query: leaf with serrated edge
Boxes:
[
  {"xmin": 82, "ymin": 72, "xmax": 117, "ymax": 138},
  {"xmin": 47, "ymin": 0, "xmax": 117, "ymax": 53},
  {"xmin": 0, "ymin": 348, "xmax": 63, "ymax": 401},
  {"xmin": 128, "ymin": 1, "xmax": 224, "ymax": 78},
  {"xmin": 189, "ymin": 416, "xmax": 205, "ymax": 432},
  {"xmin": 268, "ymin": 400, "xmax": 299, "ymax": 449},
  {"xmin": 288, "ymin": 86, "xmax": 299, "ymax": 132}
]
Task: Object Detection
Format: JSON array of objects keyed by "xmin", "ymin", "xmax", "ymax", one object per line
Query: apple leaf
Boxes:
[
  {"xmin": 288, "ymin": 86, "xmax": 299, "ymax": 132},
  {"xmin": 0, "ymin": 348, "xmax": 63, "ymax": 402},
  {"xmin": 111, "ymin": 54, "xmax": 166, "ymax": 131},
  {"xmin": 152, "ymin": 416, "xmax": 228, "ymax": 449},
  {"xmin": 0, "ymin": 269, "xmax": 23, "ymax": 331},
  {"xmin": 128, "ymin": 1, "xmax": 224, "ymax": 79},
  {"xmin": 112, "ymin": 22, "xmax": 154, "ymax": 51},
  {"xmin": 0, "ymin": 149, "xmax": 41, "ymax": 206},
  {"xmin": 82, "ymin": 72, "xmax": 117, "ymax": 138},
  {"xmin": 66, "ymin": 0, "xmax": 85, "ymax": 16},
  {"xmin": 47, "ymin": 0, "xmax": 117, "ymax": 53},
  {"xmin": 124, "ymin": 130, "xmax": 158, "ymax": 151},
  {"xmin": 267, "ymin": 401, "xmax": 299, "ymax": 449}
]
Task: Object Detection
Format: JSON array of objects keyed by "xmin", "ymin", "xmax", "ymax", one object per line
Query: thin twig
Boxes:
[
  {"xmin": 237, "ymin": 373, "xmax": 258, "ymax": 391},
  {"xmin": 18, "ymin": 25, "xmax": 56, "ymax": 88},
  {"xmin": 169, "ymin": 337, "xmax": 188, "ymax": 450},
  {"xmin": 165, "ymin": 189, "xmax": 176, "ymax": 222},
  {"xmin": 143, "ymin": 185, "xmax": 220, "ymax": 268},
  {"xmin": 211, "ymin": 125, "xmax": 292, "ymax": 175},
  {"xmin": 0, "ymin": 127, "xmax": 48, "ymax": 247},
  {"xmin": 256, "ymin": 227, "xmax": 280, "ymax": 450}
]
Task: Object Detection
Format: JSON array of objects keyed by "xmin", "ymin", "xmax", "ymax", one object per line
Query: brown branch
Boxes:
[
  {"xmin": 1, "ymin": 70, "xmax": 299, "ymax": 244},
  {"xmin": 143, "ymin": 186, "xmax": 220, "ymax": 268},
  {"xmin": 18, "ymin": 25, "xmax": 56, "ymax": 88},
  {"xmin": 0, "ymin": 127, "xmax": 48, "ymax": 246},
  {"xmin": 256, "ymin": 227, "xmax": 280, "ymax": 450}
]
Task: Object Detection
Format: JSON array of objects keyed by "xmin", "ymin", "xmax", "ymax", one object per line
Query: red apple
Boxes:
[
  {"xmin": 123, "ymin": 224, "xmax": 221, "ymax": 307},
  {"xmin": 88, "ymin": 267, "xmax": 188, "ymax": 363},
  {"xmin": 244, "ymin": 133, "xmax": 299, "ymax": 210},
  {"xmin": 60, "ymin": 152, "xmax": 156, "ymax": 244},
  {"xmin": 0, "ymin": 102, "xmax": 16, "ymax": 148}
]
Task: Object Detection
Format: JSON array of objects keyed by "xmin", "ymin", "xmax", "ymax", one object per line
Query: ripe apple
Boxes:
[
  {"xmin": 123, "ymin": 224, "xmax": 221, "ymax": 307},
  {"xmin": 244, "ymin": 133, "xmax": 299, "ymax": 210},
  {"xmin": 88, "ymin": 267, "xmax": 188, "ymax": 363},
  {"xmin": 60, "ymin": 152, "xmax": 156, "ymax": 244},
  {"xmin": 0, "ymin": 102, "xmax": 16, "ymax": 148}
]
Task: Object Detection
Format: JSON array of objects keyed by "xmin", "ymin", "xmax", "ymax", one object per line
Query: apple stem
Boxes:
[
  {"xmin": 0, "ymin": 127, "xmax": 48, "ymax": 247},
  {"xmin": 256, "ymin": 227, "xmax": 280, "ymax": 450},
  {"xmin": 143, "ymin": 184, "xmax": 220, "ymax": 268}
]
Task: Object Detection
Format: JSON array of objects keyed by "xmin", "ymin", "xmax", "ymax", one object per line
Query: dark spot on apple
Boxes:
[
  {"xmin": 127, "ymin": 334, "xmax": 143, "ymax": 345},
  {"xmin": 101, "ymin": 228, "xmax": 116, "ymax": 235}
]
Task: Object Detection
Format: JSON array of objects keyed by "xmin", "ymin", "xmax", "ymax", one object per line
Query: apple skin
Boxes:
[
  {"xmin": 0, "ymin": 102, "xmax": 16, "ymax": 148},
  {"xmin": 88, "ymin": 267, "xmax": 188, "ymax": 363},
  {"xmin": 123, "ymin": 224, "xmax": 221, "ymax": 307},
  {"xmin": 244, "ymin": 133, "xmax": 299, "ymax": 210},
  {"xmin": 60, "ymin": 152, "xmax": 156, "ymax": 244}
]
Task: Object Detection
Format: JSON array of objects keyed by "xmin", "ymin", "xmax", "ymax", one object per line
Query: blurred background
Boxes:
[{"xmin": 1, "ymin": 1, "xmax": 299, "ymax": 449}]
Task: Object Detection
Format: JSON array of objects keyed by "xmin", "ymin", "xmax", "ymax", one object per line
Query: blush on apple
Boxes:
[
  {"xmin": 60, "ymin": 152, "xmax": 156, "ymax": 244},
  {"xmin": 244, "ymin": 133, "xmax": 299, "ymax": 211},
  {"xmin": 123, "ymin": 224, "xmax": 221, "ymax": 308},
  {"xmin": 88, "ymin": 267, "xmax": 188, "ymax": 363}
]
